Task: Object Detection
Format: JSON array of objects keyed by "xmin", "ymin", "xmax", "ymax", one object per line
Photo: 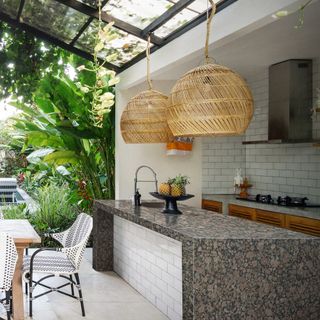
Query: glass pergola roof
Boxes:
[{"xmin": 0, "ymin": 0, "xmax": 237, "ymax": 73}]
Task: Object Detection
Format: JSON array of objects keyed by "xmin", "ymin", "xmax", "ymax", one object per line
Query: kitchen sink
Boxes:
[{"xmin": 140, "ymin": 202, "xmax": 163, "ymax": 208}]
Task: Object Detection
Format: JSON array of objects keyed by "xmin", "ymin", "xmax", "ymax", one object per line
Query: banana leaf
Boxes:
[{"xmin": 44, "ymin": 150, "xmax": 79, "ymax": 166}]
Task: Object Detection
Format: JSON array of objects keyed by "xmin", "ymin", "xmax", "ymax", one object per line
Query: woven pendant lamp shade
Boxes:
[
  {"xmin": 120, "ymin": 35, "xmax": 172, "ymax": 144},
  {"xmin": 121, "ymin": 89, "xmax": 173, "ymax": 143},
  {"xmin": 167, "ymin": 0, "xmax": 254, "ymax": 137},
  {"xmin": 168, "ymin": 63, "xmax": 254, "ymax": 137}
]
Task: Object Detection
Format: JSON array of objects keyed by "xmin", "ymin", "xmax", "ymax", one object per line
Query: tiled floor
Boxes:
[{"xmin": 0, "ymin": 249, "xmax": 168, "ymax": 320}]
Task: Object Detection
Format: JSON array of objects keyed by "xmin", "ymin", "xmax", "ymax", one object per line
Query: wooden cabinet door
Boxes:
[
  {"xmin": 202, "ymin": 200, "xmax": 223, "ymax": 213},
  {"xmin": 255, "ymin": 209, "xmax": 285, "ymax": 228},
  {"xmin": 228, "ymin": 204, "xmax": 255, "ymax": 220},
  {"xmin": 285, "ymin": 215, "xmax": 320, "ymax": 237}
]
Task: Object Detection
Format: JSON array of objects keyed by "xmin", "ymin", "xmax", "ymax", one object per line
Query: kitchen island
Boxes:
[{"xmin": 93, "ymin": 200, "xmax": 320, "ymax": 320}]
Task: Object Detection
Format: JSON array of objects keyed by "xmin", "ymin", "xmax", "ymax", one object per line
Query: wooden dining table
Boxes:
[{"xmin": 0, "ymin": 219, "xmax": 41, "ymax": 320}]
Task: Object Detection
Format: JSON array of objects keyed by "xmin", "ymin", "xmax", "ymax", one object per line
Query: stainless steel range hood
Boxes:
[
  {"xmin": 244, "ymin": 59, "xmax": 318, "ymax": 145},
  {"xmin": 269, "ymin": 59, "xmax": 313, "ymax": 142}
]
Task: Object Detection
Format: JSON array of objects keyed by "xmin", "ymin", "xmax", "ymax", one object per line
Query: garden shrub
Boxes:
[
  {"xmin": 30, "ymin": 182, "xmax": 78, "ymax": 246},
  {"xmin": 1, "ymin": 203, "xmax": 28, "ymax": 219}
]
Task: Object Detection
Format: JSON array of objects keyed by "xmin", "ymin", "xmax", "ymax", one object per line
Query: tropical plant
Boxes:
[
  {"xmin": 12, "ymin": 66, "xmax": 116, "ymax": 200},
  {"xmin": 76, "ymin": 0, "xmax": 120, "ymax": 128},
  {"xmin": 1, "ymin": 0, "xmax": 118, "ymax": 202}
]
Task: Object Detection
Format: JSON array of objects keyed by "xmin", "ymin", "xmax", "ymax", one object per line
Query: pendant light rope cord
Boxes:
[
  {"xmin": 146, "ymin": 35, "xmax": 153, "ymax": 90},
  {"xmin": 205, "ymin": 0, "xmax": 216, "ymax": 64}
]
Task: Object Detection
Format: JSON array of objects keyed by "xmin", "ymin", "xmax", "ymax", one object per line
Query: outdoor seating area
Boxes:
[{"xmin": 0, "ymin": 0, "xmax": 320, "ymax": 320}]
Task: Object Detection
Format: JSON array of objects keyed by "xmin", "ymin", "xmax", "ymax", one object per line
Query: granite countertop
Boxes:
[
  {"xmin": 203, "ymin": 194, "xmax": 320, "ymax": 220},
  {"xmin": 95, "ymin": 200, "xmax": 317, "ymax": 241}
]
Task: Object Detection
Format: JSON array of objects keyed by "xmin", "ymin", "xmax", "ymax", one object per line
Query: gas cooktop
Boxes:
[{"xmin": 236, "ymin": 194, "xmax": 320, "ymax": 208}]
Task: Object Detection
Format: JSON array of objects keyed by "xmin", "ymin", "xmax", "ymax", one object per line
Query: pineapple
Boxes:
[
  {"xmin": 159, "ymin": 183, "xmax": 171, "ymax": 195},
  {"xmin": 170, "ymin": 183, "xmax": 185, "ymax": 197},
  {"xmin": 168, "ymin": 175, "xmax": 190, "ymax": 197}
]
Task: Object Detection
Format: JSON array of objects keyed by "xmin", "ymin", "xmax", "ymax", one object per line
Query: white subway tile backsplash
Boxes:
[
  {"xmin": 167, "ymin": 307, "xmax": 181, "ymax": 320},
  {"xmin": 162, "ymin": 270, "xmax": 175, "ymax": 285},
  {"xmin": 260, "ymin": 176, "xmax": 273, "ymax": 184},
  {"xmin": 168, "ymin": 285, "xmax": 182, "ymax": 302},
  {"xmin": 202, "ymin": 58, "xmax": 320, "ymax": 202},
  {"xmin": 156, "ymin": 297, "xmax": 168, "ymax": 315},
  {"xmin": 273, "ymin": 177, "xmax": 286, "ymax": 185},
  {"xmin": 167, "ymin": 264, "xmax": 182, "ymax": 282}
]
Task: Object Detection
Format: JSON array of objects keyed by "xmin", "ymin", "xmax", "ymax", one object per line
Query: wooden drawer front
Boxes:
[
  {"xmin": 255, "ymin": 209, "xmax": 285, "ymax": 228},
  {"xmin": 228, "ymin": 204, "xmax": 255, "ymax": 220},
  {"xmin": 202, "ymin": 200, "xmax": 223, "ymax": 213},
  {"xmin": 285, "ymin": 215, "xmax": 320, "ymax": 237}
]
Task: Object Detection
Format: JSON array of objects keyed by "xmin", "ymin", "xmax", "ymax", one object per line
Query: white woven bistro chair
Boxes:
[
  {"xmin": 24, "ymin": 213, "xmax": 88, "ymax": 295},
  {"xmin": 23, "ymin": 213, "xmax": 93, "ymax": 317},
  {"xmin": 0, "ymin": 233, "xmax": 18, "ymax": 320},
  {"xmin": 49, "ymin": 213, "xmax": 91, "ymax": 297}
]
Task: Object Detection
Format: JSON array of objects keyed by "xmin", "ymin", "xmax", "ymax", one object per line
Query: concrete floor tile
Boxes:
[{"xmin": 0, "ymin": 249, "xmax": 168, "ymax": 320}]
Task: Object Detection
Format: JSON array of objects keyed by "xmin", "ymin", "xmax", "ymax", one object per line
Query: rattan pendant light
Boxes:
[
  {"xmin": 168, "ymin": 0, "xmax": 254, "ymax": 137},
  {"xmin": 120, "ymin": 37, "xmax": 173, "ymax": 143}
]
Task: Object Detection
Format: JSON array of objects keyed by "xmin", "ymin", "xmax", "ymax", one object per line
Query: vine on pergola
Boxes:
[{"xmin": 76, "ymin": 0, "xmax": 120, "ymax": 127}]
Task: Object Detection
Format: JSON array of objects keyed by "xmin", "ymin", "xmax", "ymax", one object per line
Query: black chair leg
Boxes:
[
  {"xmin": 69, "ymin": 275, "xmax": 74, "ymax": 296},
  {"xmin": 25, "ymin": 248, "xmax": 29, "ymax": 295},
  {"xmin": 9, "ymin": 289, "xmax": 12, "ymax": 315},
  {"xmin": 5, "ymin": 290, "xmax": 10, "ymax": 320},
  {"xmin": 29, "ymin": 277, "xmax": 33, "ymax": 317},
  {"xmin": 74, "ymin": 273, "xmax": 85, "ymax": 317}
]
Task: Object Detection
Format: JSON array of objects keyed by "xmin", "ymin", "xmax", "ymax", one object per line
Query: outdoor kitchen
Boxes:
[{"xmin": 0, "ymin": 0, "xmax": 319, "ymax": 320}]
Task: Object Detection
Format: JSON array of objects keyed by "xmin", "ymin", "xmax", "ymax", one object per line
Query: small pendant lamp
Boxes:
[
  {"xmin": 168, "ymin": 0, "xmax": 254, "ymax": 137},
  {"xmin": 120, "ymin": 36, "xmax": 173, "ymax": 143}
]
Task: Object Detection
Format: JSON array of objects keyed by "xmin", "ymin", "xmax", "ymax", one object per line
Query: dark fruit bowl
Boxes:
[
  {"xmin": 149, "ymin": 192, "xmax": 194, "ymax": 214},
  {"xmin": 150, "ymin": 192, "xmax": 194, "ymax": 201}
]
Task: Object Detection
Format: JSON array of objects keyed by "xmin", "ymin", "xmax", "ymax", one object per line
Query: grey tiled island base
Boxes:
[{"xmin": 93, "ymin": 200, "xmax": 320, "ymax": 320}]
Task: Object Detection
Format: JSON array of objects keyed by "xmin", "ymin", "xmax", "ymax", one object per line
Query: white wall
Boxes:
[{"xmin": 115, "ymin": 80, "xmax": 202, "ymax": 207}]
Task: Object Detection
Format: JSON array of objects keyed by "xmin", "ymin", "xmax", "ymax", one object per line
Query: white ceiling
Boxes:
[{"xmin": 153, "ymin": 0, "xmax": 320, "ymax": 80}]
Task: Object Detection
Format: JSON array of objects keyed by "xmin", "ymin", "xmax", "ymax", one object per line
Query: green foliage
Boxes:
[
  {"xmin": 13, "ymin": 67, "xmax": 115, "ymax": 201},
  {"xmin": 0, "ymin": 17, "xmax": 116, "ymax": 205},
  {"xmin": 0, "ymin": 122, "xmax": 28, "ymax": 177},
  {"xmin": 1, "ymin": 203, "xmax": 28, "ymax": 219},
  {"xmin": 168, "ymin": 174, "xmax": 190, "ymax": 187},
  {"xmin": 0, "ymin": 22, "xmax": 88, "ymax": 103},
  {"xmin": 0, "ymin": 182, "xmax": 79, "ymax": 247},
  {"xmin": 20, "ymin": 165, "xmax": 68, "ymax": 194},
  {"xmin": 30, "ymin": 183, "xmax": 78, "ymax": 246}
]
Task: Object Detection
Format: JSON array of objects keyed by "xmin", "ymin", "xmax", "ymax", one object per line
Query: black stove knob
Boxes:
[
  {"xmin": 277, "ymin": 196, "xmax": 282, "ymax": 205},
  {"xmin": 285, "ymin": 196, "xmax": 291, "ymax": 206}
]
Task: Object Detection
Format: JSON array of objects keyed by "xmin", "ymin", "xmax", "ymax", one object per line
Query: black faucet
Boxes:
[
  {"xmin": 134, "ymin": 189, "xmax": 141, "ymax": 206},
  {"xmin": 134, "ymin": 165, "xmax": 158, "ymax": 206}
]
